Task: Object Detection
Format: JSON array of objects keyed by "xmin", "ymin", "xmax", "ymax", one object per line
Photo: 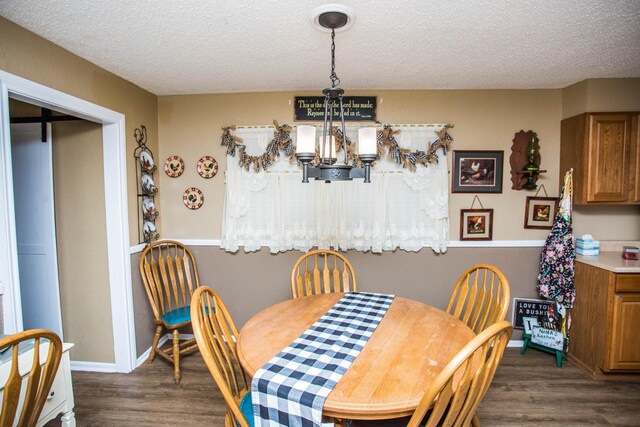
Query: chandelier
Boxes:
[{"xmin": 295, "ymin": 8, "xmax": 377, "ymax": 183}]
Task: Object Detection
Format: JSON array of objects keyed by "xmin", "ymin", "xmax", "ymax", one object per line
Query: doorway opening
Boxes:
[{"xmin": 0, "ymin": 70, "xmax": 135, "ymax": 372}]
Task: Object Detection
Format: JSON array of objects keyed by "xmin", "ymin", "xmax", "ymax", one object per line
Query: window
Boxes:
[{"xmin": 221, "ymin": 125, "xmax": 450, "ymax": 253}]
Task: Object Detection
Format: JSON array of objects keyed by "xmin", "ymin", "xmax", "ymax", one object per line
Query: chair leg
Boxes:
[
  {"xmin": 149, "ymin": 325, "xmax": 163, "ymax": 362},
  {"xmin": 471, "ymin": 413, "xmax": 482, "ymax": 427},
  {"xmin": 173, "ymin": 329, "xmax": 181, "ymax": 383}
]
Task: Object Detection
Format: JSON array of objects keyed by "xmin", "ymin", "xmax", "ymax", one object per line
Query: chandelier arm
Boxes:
[
  {"xmin": 338, "ymin": 93, "xmax": 347, "ymax": 165},
  {"xmin": 328, "ymin": 93, "xmax": 335, "ymax": 163},
  {"xmin": 322, "ymin": 92, "xmax": 330, "ymax": 164}
]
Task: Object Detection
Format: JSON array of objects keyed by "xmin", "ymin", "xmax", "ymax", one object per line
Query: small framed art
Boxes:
[
  {"xmin": 452, "ymin": 150, "xmax": 504, "ymax": 193},
  {"xmin": 524, "ymin": 196, "xmax": 558, "ymax": 229},
  {"xmin": 460, "ymin": 209, "xmax": 493, "ymax": 241}
]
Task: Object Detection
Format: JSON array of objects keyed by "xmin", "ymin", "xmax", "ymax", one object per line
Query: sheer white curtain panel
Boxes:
[{"xmin": 221, "ymin": 125, "xmax": 450, "ymax": 254}]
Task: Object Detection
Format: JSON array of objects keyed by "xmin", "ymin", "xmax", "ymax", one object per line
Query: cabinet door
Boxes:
[
  {"xmin": 587, "ymin": 114, "xmax": 631, "ymax": 202},
  {"xmin": 607, "ymin": 293, "xmax": 640, "ymax": 371}
]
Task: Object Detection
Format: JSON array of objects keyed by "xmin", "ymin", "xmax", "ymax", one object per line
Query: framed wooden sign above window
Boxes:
[{"xmin": 294, "ymin": 96, "xmax": 376, "ymax": 122}]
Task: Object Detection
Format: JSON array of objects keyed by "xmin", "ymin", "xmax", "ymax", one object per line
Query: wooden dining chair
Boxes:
[
  {"xmin": 191, "ymin": 286, "xmax": 253, "ymax": 427},
  {"xmin": 0, "ymin": 329, "xmax": 63, "ymax": 427},
  {"xmin": 290, "ymin": 249, "xmax": 357, "ymax": 298},
  {"xmin": 446, "ymin": 264, "xmax": 510, "ymax": 334},
  {"xmin": 139, "ymin": 239, "xmax": 201, "ymax": 383},
  {"xmin": 407, "ymin": 320, "xmax": 513, "ymax": 427}
]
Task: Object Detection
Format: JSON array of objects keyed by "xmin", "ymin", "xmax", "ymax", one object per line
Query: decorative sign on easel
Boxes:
[
  {"xmin": 512, "ymin": 298, "xmax": 553, "ymax": 330},
  {"xmin": 294, "ymin": 96, "xmax": 376, "ymax": 121},
  {"xmin": 522, "ymin": 316, "xmax": 539, "ymax": 334},
  {"xmin": 531, "ymin": 325, "xmax": 564, "ymax": 351}
]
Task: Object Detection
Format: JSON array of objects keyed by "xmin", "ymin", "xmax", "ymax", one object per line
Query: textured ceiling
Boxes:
[{"xmin": 1, "ymin": 0, "xmax": 639, "ymax": 95}]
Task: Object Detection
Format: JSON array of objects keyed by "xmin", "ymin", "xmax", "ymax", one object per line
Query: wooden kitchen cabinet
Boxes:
[
  {"xmin": 569, "ymin": 262, "xmax": 640, "ymax": 377},
  {"xmin": 560, "ymin": 112, "xmax": 640, "ymax": 205}
]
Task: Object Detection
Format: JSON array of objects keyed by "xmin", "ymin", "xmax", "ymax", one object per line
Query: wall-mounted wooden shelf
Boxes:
[{"xmin": 510, "ymin": 130, "xmax": 545, "ymax": 190}]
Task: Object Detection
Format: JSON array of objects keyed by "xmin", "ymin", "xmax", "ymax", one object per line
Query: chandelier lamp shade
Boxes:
[{"xmin": 296, "ymin": 8, "xmax": 377, "ymax": 183}]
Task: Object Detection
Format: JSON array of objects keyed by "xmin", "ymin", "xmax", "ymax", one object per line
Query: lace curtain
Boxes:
[{"xmin": 221, "ymin": 125, "xmax": 450, "ymax": 254}]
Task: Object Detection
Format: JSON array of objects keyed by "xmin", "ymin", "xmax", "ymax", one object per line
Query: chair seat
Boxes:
[
  {"xmin": 161, "ymin": 306, "xmax": 191, "ymax": 326},
  {"xmin": 239, "ymin": 391, "xmax": 254, "ymax": 427}
]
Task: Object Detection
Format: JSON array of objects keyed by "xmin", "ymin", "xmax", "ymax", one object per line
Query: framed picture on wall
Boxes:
[
  {"xmin": 452, "ymin": 150, "xmax": 504, "ymax": 193},
  {"xmin": 460, "ymin": 208, "xmax": 493, "ymax": 241},
  {"xmin": 524, "ymin": 196, "xmax": 558, "ymax": 229}
]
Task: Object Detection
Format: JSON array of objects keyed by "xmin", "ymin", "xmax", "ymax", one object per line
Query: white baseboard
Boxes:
[
  {"xmin": 71, "ymin": 361, "xmax": 117, "ymax": 372},
  {"xmin": 85, "ymin": 336, "xmax": 525, "ymax": 372},
  {"xmin": 507, "ymin": 339, "xmax": 524, "ymax": 348},
  {"xmin": 135, "ymin": 333, "xmax": 196, "ymax": 369}
]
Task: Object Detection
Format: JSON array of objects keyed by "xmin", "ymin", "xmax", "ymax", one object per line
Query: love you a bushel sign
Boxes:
[{"xmin": 294, "ymin": 96, "xmax": 377, "ymax": 122}]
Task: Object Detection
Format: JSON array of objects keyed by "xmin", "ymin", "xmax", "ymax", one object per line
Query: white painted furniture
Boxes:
[{"xmin": 0, "ymin": 342, "xmax": 75, "ymax": 426}]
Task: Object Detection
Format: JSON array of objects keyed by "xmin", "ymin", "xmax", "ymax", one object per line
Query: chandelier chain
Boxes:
[{"xmin": 329, "ymin": 28, "xmax": 340, "ymax": 88}]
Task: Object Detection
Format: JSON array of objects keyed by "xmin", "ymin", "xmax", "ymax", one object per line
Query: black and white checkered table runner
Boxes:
[{"xmin": 251, "ymin": 292, "xmax": 395, "ymax": 427}]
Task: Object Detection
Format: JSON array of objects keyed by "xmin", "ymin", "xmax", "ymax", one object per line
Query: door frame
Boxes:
[{"xmin": 0, "ymin": 70, "xmax": 136, "ymax": 373}]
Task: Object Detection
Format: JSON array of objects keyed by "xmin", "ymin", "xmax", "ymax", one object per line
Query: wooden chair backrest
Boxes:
[
  {"xmin": 407, "ymin": 321, "xmax": 513, "ymax": 427},
  {"xmin": 446, "ymin": 264, "xmax": 510, "ymax": 334},
  {"xmin": 0, "ymin": 329, "xmax": 63, "ymax": 427},
  {"xmin": 290, "ymin": 249, "xmax": 357, "ymax": 299},
  {"xmin": 191, "ymin": 287, "xmax": 250, "ymax": 427},
  {"xmin": 140, "ymin": 240, "xmax": 201, "ymax": 321}
]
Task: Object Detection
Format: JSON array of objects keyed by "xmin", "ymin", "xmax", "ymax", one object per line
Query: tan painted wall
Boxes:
[
  {"xmin": 53, "ymin": 121, "xmax": 115, "ymax": 363},
  {"xmin": 585, "ymin": 78, "xmax": 640, "ymax": 113},
  {"xmin": 0, "ymin": 17, "xmax": 159, "ymax": 244},
  {"xmin": 180, "ymin": 245, "xmax": 541, "ymax": 340},
  {"xmin": 158, "ymin": 90, "xmax": 564, "ymax": 240},
  {"xmin": 158, "ymin": 88, "xmax": 640, "ymax": 242},
  {"xmin": 562, "ymin": 78, "xmax": 640, "ymax": 118}
]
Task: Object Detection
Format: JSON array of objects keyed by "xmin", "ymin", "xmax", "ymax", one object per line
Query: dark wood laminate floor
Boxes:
[{"xmin": 48, "ymin": 349, "xmax": 640, "ymax": 426}]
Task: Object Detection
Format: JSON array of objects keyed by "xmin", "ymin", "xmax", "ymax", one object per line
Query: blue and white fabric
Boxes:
[{"xmin": 251, "ymin": 292, "xmax": 395, "ymax": 427}]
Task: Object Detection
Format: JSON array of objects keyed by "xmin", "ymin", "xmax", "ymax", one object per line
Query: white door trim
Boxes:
[{"xmin": 0, "ymin": 70, "xmax": 136, "ymax": 373}]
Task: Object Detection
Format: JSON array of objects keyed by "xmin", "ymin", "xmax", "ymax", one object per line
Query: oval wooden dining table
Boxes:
[{"xmin": 236, "ymin": 292, "xmax": 476, "ymax": 421}]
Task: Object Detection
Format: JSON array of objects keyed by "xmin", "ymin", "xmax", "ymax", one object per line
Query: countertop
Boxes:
[{"xmin": 576, "ymin": 251, "xmax": 640, "ymax": 273}]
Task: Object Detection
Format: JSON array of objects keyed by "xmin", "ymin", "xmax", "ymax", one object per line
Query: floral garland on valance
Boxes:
[{"xmin": 221, "ymin": 120, "xmax": 453, "ymax": 172}]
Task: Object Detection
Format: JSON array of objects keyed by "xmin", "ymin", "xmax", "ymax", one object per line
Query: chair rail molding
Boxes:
[{"xmin": 130, "ymin": 239, "xmax": 545, "ymax": 254}]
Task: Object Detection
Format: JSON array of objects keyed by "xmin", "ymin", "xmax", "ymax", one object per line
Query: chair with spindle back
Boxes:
[
  {"xmin": 290, "ymin": 249, "xmax": 357, "ymax": 299},
  {"xmin": 446, "ymin": 264, "xmax": 510, "ymax": 334},
  {"xmin": 139, "ymin": 239, "xmax": 201, "ymax": 383},
  {"xmin": 407, "ymin": 321, "xmax": 513, "ymax": 427},
  {"xmin": 191, "ymin": 287, "xmax": 253, "ymax": 427},
  {"xmin": 0, "ymin": 329, "xmax": 62, "ymax": 427}
]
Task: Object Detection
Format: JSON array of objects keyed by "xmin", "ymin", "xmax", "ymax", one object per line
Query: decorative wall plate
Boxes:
[
  {"xmin": 143, "ymin": 221, "xmax": 159, "ymax": 243},
  {"xmin": 139, "ymin": 149, "xmax": 156, "ymax": 173},
  {"xmin": 164, "ymin": 155, "xmax": 185, "ymax": 178},
  {"xmin": 141, "ymin": 174, "xmax": 158, "ymax": 195},
  {"xmin": 183, "ymin": 187, "xmax": 204, "ymax": 210},
  {"xmin": 142, "ymin": 197, "xmax": 159, "ymax": 220},
  {"xmin": 197, "ymin": 156, "xmax": 218, "ymax": 179}
]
